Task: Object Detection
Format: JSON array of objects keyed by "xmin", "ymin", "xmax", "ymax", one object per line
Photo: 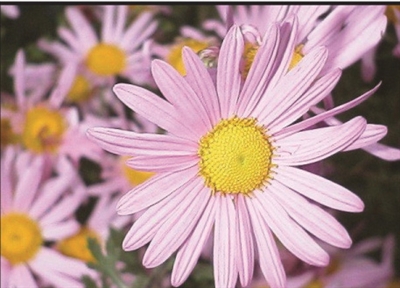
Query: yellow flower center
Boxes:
[
  {"xmin": 1, "ymin": 213, "xmax": 43, "ymax": 265},
  {"xmin": 57, "ymin": 227, "xmax": 101, "ymax": 264},
  {"xmin": 198, "ymin": 116, "xmax": 274, "ymax": 195},
  {"xmin": 386, "ymin": 279, "xmax": 400, "ymax": 288},
  {"xmin": 386, "ymin": 5, "xmax": 400, "ymax": 24},
  {"xmin": 288, "ymin": 45, "xmax": 304, "ymax": 71},
  {"xmin": 22, "ymin": 105, "xmax": 66, "ymax": 154},
  {"xmin": 305, "ymin": 279, "xmax": 324, "ymax": 288},
  {"xmin": 86, "ymin": 43, "xmax": 126, "ymax": 76},
  {"xmin": 120, "ymin": 156, "xmax": 155, "ymax": 186},
  {"xmin": 241, "ymin": 42, "xmax": 259, "ymax": 80},
  {"xmin": 167, "ymin": 38, "xmax": 210, "ymax": 76},
  {"xmin": 66, "ymin": 75, "xmax": 93, "ymax": 103},
  {"xmin": 1, "ymin": 118, "xmax": 19, "ymax": 148}
]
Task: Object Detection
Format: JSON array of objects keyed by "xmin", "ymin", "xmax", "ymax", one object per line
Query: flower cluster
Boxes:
[{"xmin": 1, "ymin": 5, "xmax": 399, "ymax": 288}]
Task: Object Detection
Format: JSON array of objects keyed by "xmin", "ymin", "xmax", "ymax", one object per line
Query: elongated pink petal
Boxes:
[
  {"xmin": 171, "ymin": 197, "xmax": 217, "ymax": 286},
  {"xmin": 268, "ymin": 68, "xmax": 342, "ymax": 134},
  {"xmin": 66, "ymin": 7, "xmax": 97, "ymax": 50},
  {"xmin": 182, "ymin": 47, "xmax": 221, "ymax": 125},
  {"xmin": 276, "ymin": 83, "xmax": 380, "ymax": 138},
  {"xmin": 13, "ymin": 156, "xmax": 44, "ymax": 212},
  {"xmin": 1, "ymin": 147, "xmax": 15, "ymax": 213},
  {"xmin": 143, "ymin": 180, "xmax": 210, "ymax": 268},
  {"xmin": 87, "ymin": 127, "xmax": 197, "ymax": 156},
  {"xmin": 254, "ymin": 190, "xmax": 330, "ymax": 266},
  {"xmin": 246, "ymin": 198, "xmax": 286, "ymax": 288},
  {"xmin": 117, "ymin": 166, "xmax": 198, "ymax": 215},
  {"xmin": 152, "ymin": 59, "xmax": 212, "ymax": 136},
  {"xmin": 237, "ymin": 23, "xmax": 280, "ymax": 117},
  {"xmin": 275, "ymin": 166, "xmax": 364, "ymax": 212},
  {"xmin": 113, "ymin": 83, "xmax": 199, "ymax": 140},
  {"xmin": 362, "ymin": 143, "xmax": 400, "ymax": 161},
  {"xmin": 275, "ymin": 117, "xmax": 366, "ymax": 166},
  {"xmin": 14, "ymin": 50, "xmax": 26, "ymax": 109},
  {"xmin": 217, "ymin": 25, "xmax": 243, "ymax": 118},
  {"xmin": 101, "ymin": 6, "xmax": 114, "ymax": 43},
  {"xmin": 344, "ymin": 124, "xmax": 387, "ymax": 151},
  {"xmin": 127, "ymin": 154, "xmax": 198, "ymax": 173},
  {"xmin": 269, "ymin": 180, "xmax": 352, "ymax": 248},
  {"xmin": 236, "ymin": 195, "xmax": 254, "ymax": 287},
  {"xmin": 120, "ymin": 12, "xmax": 155, "ymax": 49},
  {"xmin": 213, "ymin": 195, "xmax": 238, "ymax": 288},
  {"xmin": 41, "ymin": 220, "xmax": 80, "ymax": 241},
  {"xmin": 122, "ymin": 179, "xmax": 194, "ymax": 250},
  {"xmin": 9, "ymin": 264, "xmax": 38, "ymax": 288},
  {"xmin": 254, "ymin": 46, "xmax": 328, "ymax": 125}
]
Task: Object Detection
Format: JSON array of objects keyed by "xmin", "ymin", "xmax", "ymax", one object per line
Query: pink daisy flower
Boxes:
[
  {"xmin": 88, "ymin": 23, "xmax": 385, "ymax": 288},
  {"xmin": 1, "ymin": 147, "xmax": 94, "ymax": 287},
  {"xmin": 38, "ymin": 5, "xmax": 158, "ymax": 88},
  {"xmin": 1, "ymin": 50, "xmax": 103, "ymax": 165}
]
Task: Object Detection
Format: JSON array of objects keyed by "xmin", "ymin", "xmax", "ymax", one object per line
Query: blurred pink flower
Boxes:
[
  {"xmin": 1, "ymin": 147, "xmax": 94, "ymax": 288},
  {"xmin": 38, "ymin": 5, "xmax": 158, "ymax": 88},
  {"xmin": 87, "ymin": 23, "xmax": 386, "ymax": 288},
  {"xmin": 0, "ymin": 5, "xmax": 19, "ymax": 19}
]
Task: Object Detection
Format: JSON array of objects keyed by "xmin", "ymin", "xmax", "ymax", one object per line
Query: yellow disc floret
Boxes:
[
  {"xmin": 66, "ymin": 75, "xmax": 93, "ymax": 103},
  {"xmin": 198, "ymin": 116, "xmax": 274, "ymax": 195},
  {"xmin": 57, "ymin": 227, "xmax": 101, "ymax": 264},
  {"xmin": 1, "ymin": 213, "xmax": 43, "ymax": 265},
  {"xmin": 288, "ymin": 45, "xmax": 304, "ymax": 71},
  {"xmin": 121, "ymin": 156, "xmax": 154, "ymax": 186},
  {"xmin": 22, "ymin": 105, "xmax": 66, "ymax": 154},
  {"xmin": 86, "ymin": 43, "xmax": 126, "ymax": 76},
  {"xmin": 241, "ymin": 42, "xmax": 259, "ymax": 80},
  {"xmin": 167, "ymin": 38, "xmax": 210, "ymax": 76},
  {"xmin": 1, "ymin": 118, "xmax": 19, "ymax": 148}
]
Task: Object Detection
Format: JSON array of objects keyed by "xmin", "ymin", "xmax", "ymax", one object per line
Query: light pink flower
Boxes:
[
  {"xmin": 1, "ymin": 147, "xmax": 94, "ymax": 288},
  {"xmin": 1, "ymin": 50, "xmax": 103, "ymax": 165},
  {"xmin": 87, "ymin": 24, "xmax": 385, "ymax": 288},
  {"xmin": 0, "ymin": 5, "xmax": 19, "ymax": 19},
  {"xmin": 38, "ymin": 5, "xmax": 157, "ymax": 88}
]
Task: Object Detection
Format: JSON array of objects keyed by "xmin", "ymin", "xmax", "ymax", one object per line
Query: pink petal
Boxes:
[
  {"xmin": 275, "ymin": 165, "xmax": 364, "ymax": 212},
  {"xmin": 268, "ymin": 68, "xmax": 342, "ymax": 134},
  {"xmin": 213, "ymin": 195, "xmax": 238, "ymax": 288},
  {"xmin": 14, "ymin": 50, "xmax": 26, "ymax": 109},
  {"xmin": 254, "ymin": 46, "xmax": 328, "ymax": 126},
  {"xmin": 276, "ymin": 83, "xmax": 380, "ymax": 138},
  {"xmin": 117, "ymin": 166, "xmax": 198, "ymax": 215},
  {"xmin": 362, "ymin": 143, "xmax": 400, "ymax": 161},
  {"xmin": 236, "ymin": 195, "xmax": 254, "ymax": 287},
  {"xmin": 120, "ymin": 12, "xmax": 155, "ymax": 50},
  {"xmin": 57, "ymin": 27, "xmax": 83, "ymax": 54},
  {"xmin": 254, "ymin": 190, "xmax": 330, "ymax": 266},
  {"xmin": 126, "ymin": 154, "xmax": 198, "ymax": 173},
  {"xmin": 171, "ymin": 197, "xmax": 217, "ymax": 286},
  {"xmin": 343, "ymin": 124, "xmax": 387, "ymax": 151},
  {"xmin": 151, "ymin": 59, "xmax": 212, "ymax": 136},
  {"xmin": 9, "ymin": 264, "xmax": 38, "ymax": 288},
  {"xmin": 122, "ymin": 179, "xmax": 193, "ymax": 250},
  {"xmin": 217, "ymin": 25, "xmax": 244, "ymax": 118},
  {"xmin": 1, "ymin": 147, "xmax": 15, "ymax": 213},
  {"xmin": 182, "ymin": 47, "xmax": 221, "ymax": 125},
  {"xmin": 66, "ymin": 7, "xmax": 97, "ymax": 51},
  {"xmin": 245, "ymin": 198, "xmax": 286, "ymax": 288},
  {"xmin": 87, "ymin": 127, "xmax": 197, "ymax": 156},
  {"xmin": 48, "ymin": 63, "xmax": 77, "ymax": 109},
  {"xmin": 269, "ymin": 180, "xmax": 352, "ymax": 248},
  {"xmin": 143, "ymin": 180, "xmax": 210, "ymax": 268},
  {"xmin": 275, "ymin": 116, "xmax": 366, "ymax": 166},
  {"xmin": 113, "ymin": 83, "xmax": 199, "ymax": 140},
  {"xmin": 101, "ymin": 6, "xmax": 114, "ymax": 43},
  {"xmin": 41, "ymin": 220, "xmax": 80, "ymax": 241},
  {"xmin": 13, "ymin": 156, "xmax": 44, "ymax": 212}
]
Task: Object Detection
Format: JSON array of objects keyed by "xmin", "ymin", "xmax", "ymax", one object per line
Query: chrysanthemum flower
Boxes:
[
  {"xmin": 88, "ymin": 23, "xmax": 385, "ymax": 288},
  {"xmin": 38, "ymin": 5, "xmax": 157, "ymax": 88},
  {"xmin": 1, "ymin": 147, "xmax": 94, "ymax": 287},
  {"xmin": 1, "ymin": 50, "xmax": 103, "ymax": 164}
]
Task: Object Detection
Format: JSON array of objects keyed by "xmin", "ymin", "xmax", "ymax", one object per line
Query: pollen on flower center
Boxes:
[
  {"xmin": 121, "ymin": 156, "xmax": 155, "ymax": 186},
  {"xmin": 22, "ymin": 105, "xmax": 66, "ymax": 153},
  {"xmin": 1, "ymin": 213, "xmax": 43, "ymax": 265},
  {"xmin": 167, "ymin": 38, "xmax": 210, "ymax": 76},
  {"xmin": 57, "ymin": 227, "xmax": 101, "ymax": 264},
  {"xmin": 288, "ymin": 44, "xmax": 304, "ymax": 71},
  {"xmin": 66, "ymin": 75, "xmax": 93, "ymax": 103},
  {"xmin": 86, "ymin": 43, "xmax": 126, "ymax": 76},
  {"xmin": 198, "ymin": 116, "xmax": 274, "ymax": 195}
]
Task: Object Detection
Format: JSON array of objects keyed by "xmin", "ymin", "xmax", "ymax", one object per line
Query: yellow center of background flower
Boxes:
[
  {"xmin": 241, "ymin": 42, "xmax": 259, "ymax": 79},
  {"xmin": 86, "ymin": 43, "xmax": 126, "ymax": 76},
  {"xmin": 66, "ymin": 75, "xmax": 93, "ymax": 103},
  {"xmin": 167, "ymin": 38, "xmax": 210, "ymax": 76},
  {"xmin": 288, "ymin": 45, "xmax": 304, "ymax": 71},
  {"xmin": 305, "ymin": 279, "xmax": 324, "ymax": 288},
  {"xmin": 121, "ymin": 156, "xmax": 155, "ymax": 186},
  {"xmin": 386, "ymin": 5, "xmax": 400, "ymax": 24},
  {"xmin": 198, "ymin": 116, "xmax": 273, "ymax": 195},
  {"xmin": 1, "ymin": 213, "xmax": 43, "ymax": 265},
  {"xmin": 1, "ymin": 118, "xmax": 19, "ymax": 147},
  {"xmin": 57, "ymin": 227, "xmax": 101, "ymax": 264},
  {"xmin": 22, "ymin": 106, "xmax": 66, "ymax": 154}
]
